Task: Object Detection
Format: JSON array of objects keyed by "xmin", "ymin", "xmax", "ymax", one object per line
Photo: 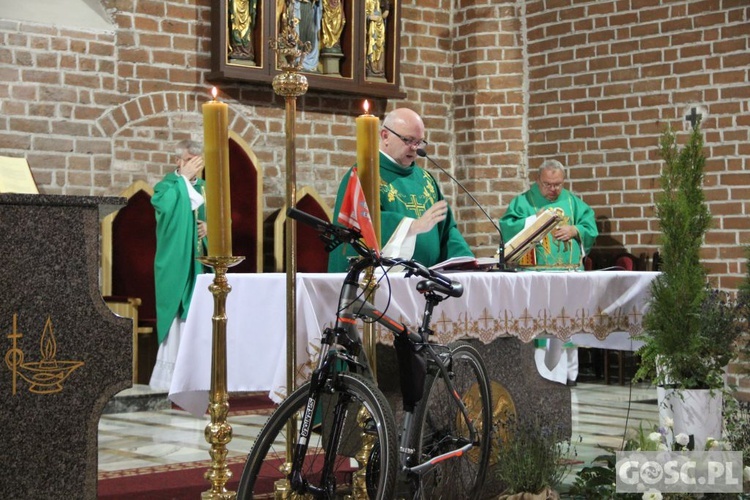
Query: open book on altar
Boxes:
[
  {"xmin": 429, "ymin": 256, "xmax": 499, "ymax": 271},
  {"xmin": 428, "ymin": 208, "xmax": 563, "ymax": 271},
  {"xmin": 503, "ymin": 208, "xmax": 563, "ymax": 263}
]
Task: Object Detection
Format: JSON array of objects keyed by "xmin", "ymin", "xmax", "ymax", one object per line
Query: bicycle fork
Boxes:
[{"xmin": 289, "ymin": 327, "xmax": 364, "ymax": 497}]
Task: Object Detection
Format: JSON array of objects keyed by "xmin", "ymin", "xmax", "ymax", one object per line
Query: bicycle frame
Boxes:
[{"xmin": 289, "ymin": 256, "xmax": 480, "ymax": 494}]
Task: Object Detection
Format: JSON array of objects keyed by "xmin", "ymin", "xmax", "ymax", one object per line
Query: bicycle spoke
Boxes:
[
  {"xmin": 237, "ymin": 374, "xmax": 397, "ymax": 499},
  {"xmin": 412, "ymin": 342, "xmax": 493, "ymax": 500}
]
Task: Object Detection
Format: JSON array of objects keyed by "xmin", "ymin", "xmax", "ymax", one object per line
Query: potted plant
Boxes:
[
  {"xmin": 494, "ymin": 416, "xmax": 572, "ymax": 499},
  {"xmin": 634, "ymin": 121, "xmax": 744, "ymax": 449}
]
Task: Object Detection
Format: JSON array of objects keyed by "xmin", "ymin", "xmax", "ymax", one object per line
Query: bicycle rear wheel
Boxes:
[
  {"xmin": 236, "ymin": 372, "xmax": 398, "ymax": 499},
  {"xmin": 411, "ymin": 342, "xmax": 492, "ymax": 499}
]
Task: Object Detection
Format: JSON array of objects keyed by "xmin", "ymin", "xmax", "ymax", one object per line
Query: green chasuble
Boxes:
[
  {"xmin": 152, "ymin": 172, "xmax": 207, "ymax": 343},
  {"xmin": 328, "ymin": 152, "xmax": 473, "ymax": 272},
  {"xmin": 499, "ymin": 184, "xmax": 597, "ymax": 270}
]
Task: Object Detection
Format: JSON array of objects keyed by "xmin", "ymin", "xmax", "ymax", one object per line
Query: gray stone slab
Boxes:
[{"xmin": 0, "ymin": 194, "xmax": 130, "ymax": 499}]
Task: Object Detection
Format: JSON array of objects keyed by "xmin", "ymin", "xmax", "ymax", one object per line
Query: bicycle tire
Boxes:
[
  {"xmin": 236, "ymin": 372, "xmax": 398, "ymax": 499},
  {"xmin": 410, "ymin": 341, "xmax": 493, "ymax": 499}
]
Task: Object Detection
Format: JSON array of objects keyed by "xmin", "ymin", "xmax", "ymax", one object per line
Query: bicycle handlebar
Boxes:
[{"xmin": 287, "ymin": 207, "xmax": 463, "ymax": 298}]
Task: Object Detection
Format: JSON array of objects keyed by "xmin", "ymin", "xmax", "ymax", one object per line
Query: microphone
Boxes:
[{"xmin": 416, "ymin": 148, "xmax": 511, "ymax": 271}]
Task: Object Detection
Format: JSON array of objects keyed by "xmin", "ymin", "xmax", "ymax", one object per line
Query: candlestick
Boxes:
[
  {"xmin": 203, "ymin": 87, "xmax": 232, "ymax": 257},
  {"xmin": 355, "ymin": 100, "xmax": 381, "ymax": 245}
]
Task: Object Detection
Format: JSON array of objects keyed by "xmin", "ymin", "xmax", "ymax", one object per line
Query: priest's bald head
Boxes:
[
  {"xmin": 380, "ymin": 108, "xmax": 427, "ymax": 168},
  {"xmin": 537, "ymin": 159, "xmax": 566, "ymax": 202}
]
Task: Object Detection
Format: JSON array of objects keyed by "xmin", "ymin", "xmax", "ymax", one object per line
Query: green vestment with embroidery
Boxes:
[
  {"xmin": 328, "ymin": 152, "xmax": 473, "ymax": 272},
  {"xmin": 499, "ymin": 184, "xmax": 597, "ymax": 270}
]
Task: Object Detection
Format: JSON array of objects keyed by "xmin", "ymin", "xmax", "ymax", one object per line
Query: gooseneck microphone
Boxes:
[{"xmin": 416, "ymin": 148, "xmax": 509, "ymax": 270}]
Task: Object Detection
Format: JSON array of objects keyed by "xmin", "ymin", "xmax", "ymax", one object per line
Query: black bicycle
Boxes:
[{"xmin": 236, "ymin": 207, "xmax": 493, "ymax": 499}]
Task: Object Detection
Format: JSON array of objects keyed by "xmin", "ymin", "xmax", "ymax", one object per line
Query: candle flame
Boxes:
[
  {"xmin": 40, "ymin": 316, "xmax": 57, "ymax": 363},
  {"xmin": 363, "ymin": 100, "xmax": 370, "ymax": 114},
  {"xmin": 211, "ymin": 87, "xmax": 218, "ymax": 100}
]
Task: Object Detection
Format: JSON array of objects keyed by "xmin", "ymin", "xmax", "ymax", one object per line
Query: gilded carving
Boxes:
[{"xmin": 228, "ymin": 0, "xmax": 258, "ymax": 64}]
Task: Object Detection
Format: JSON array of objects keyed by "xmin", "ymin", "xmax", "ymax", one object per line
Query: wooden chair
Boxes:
[
  {"xmin": 613, "ymin": 252, "xmax": 639, "ymax": 271},
  {"xmin": 101, "ymin": 180, "xmax": 158, "ymax": 384},
  {"xmin": 228, "ymin": 131, "xmax": 263, "ymax": 273},
  {"xmin": 266, "ymin": 186, "xmax": 333, "ymax": 273},
  {"xmin": 652, "ymin": 251, "xmax": 661, "ymax": 271},
  {"xmin": 583, "ymin": 255, "xmax": 593, "ymax": 270}
]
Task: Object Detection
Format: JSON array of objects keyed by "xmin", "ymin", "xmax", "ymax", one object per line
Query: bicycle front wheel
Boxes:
[
  {"xmin": 412, "ymin": 341, "xmax": 493, "ymax": 499},
  {"xmin": 236, "ymin": 372, "xmax": 398, "ymax": 499}
]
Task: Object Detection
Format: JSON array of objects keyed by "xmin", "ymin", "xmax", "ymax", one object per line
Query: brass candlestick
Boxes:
[{"xmin": 199, "ymin": 255, "xmax": 245, "ymax": 500}]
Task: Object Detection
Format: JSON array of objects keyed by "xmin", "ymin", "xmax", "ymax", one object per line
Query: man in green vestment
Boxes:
[
  {"xmin": 149, "ymin": 140, "xmax": 208, "ymax": 390},
  {"xmin": 328, "ymin": 108, "xmax": 473, "ymax": 272},
  {"xmin": 500, "ymin": 159, "xmax": 598, "ymax": 270},
  {"xmin": 500, "ymin": 159, "xmax": 598, "ymax": 385}
]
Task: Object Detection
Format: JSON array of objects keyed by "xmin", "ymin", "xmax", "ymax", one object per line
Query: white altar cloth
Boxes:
[{"xmin": 169, "ymin": 270, "xmax": 658, "ymax": 416}]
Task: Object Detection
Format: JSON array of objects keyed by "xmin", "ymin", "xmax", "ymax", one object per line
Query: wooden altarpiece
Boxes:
[{"xmin": 209, "ymin": 0, "xmax": 404, "ymax": 98}]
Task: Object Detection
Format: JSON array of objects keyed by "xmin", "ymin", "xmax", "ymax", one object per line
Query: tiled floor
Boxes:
[
  {"xmin": 97, "ymin": 381, "xmax": 659, "ymax": 491},
  {"xmin": 565, "ymin": 381, "xmax": 659, "ymax": 487}
]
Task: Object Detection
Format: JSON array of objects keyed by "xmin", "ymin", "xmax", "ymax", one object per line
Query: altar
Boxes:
[{"xmin": 169, "ymin": 270, "xmax": 657, "ymax": 417}]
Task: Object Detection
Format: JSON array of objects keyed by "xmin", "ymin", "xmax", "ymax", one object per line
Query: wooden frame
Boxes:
[
  {"xmin": 209, "ymin": 0, "xmax": 405, "ymax": 99},
  {"xmin": 101, "ymin": 180, "xmax": 156, "ymax": 384},
  {"xmin": 228, "ymin": 130, "xmax": 264, "ymax": 273},
  {"xmin": 101, "ymin": 180, "xmax": 154, "ymax": 296},
  {"xmin": 272, "ymin": 185, "xmax": 333, "ymax": 272}
]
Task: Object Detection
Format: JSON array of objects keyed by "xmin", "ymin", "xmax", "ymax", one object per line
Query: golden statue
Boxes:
[
  {"xmin": 229, "ymin": 0, "xmax": 258, "ymax": 63},
  {"xmin": 366, "ymin": 0, "xmax": 389, "ymax": 77},
  {"xmin": 321, "ymin": 0, "xmax": 345, "ymax": 53}
]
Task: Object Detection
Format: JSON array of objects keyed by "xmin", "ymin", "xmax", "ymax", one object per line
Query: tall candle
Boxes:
[
  {"xmin": 356, "ymin": 100, "xmax": 381, "ymax": 245},
  {"xmin": 202, "ymin": 87, "xmax": 232, "ymax": 257}
]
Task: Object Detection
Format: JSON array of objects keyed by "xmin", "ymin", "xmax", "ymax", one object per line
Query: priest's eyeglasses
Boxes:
[
  {"xmin": 384, "ymin": 125, "xmax": 428, "ymax": 149},
  {"xmin": 540, "ymin": 181, "xmax": 564, "ymax": 190}
]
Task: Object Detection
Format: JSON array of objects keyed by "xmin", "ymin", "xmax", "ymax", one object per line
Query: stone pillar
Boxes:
[{"xmin": 0, "ymin": 194, "xmax": 131, "ymax": 499}]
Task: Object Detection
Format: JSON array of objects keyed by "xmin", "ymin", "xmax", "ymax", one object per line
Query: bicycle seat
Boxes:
[{"xmin": 416, "ymin": 279, "xmax": 464, "ymax": 298}]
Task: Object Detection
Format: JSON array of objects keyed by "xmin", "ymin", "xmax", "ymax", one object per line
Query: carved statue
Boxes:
[
  {"xmin": 321, "ymin": 0, "xmax": 345, "ymax": 53},
  {"xmin": 229, "ymin": 0, "xmax": 258, "ymax": 63},
  {"xmin": 293, "ymin": 0, "xmax": 322, "ymax": 72},
  {"xmin": 366, "ymin": 0, "xmax": 389, "ymax": 77}
]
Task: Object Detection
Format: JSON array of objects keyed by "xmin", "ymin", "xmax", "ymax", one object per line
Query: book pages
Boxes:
[{"xmin": 504, "ymin": 208, "xmax": 563, "ymax": 263}]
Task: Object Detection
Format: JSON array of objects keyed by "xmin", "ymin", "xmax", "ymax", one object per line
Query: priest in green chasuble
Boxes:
[
  {"xmin": 328, "ymin": 108, "xmax": 473, "ymax": 272},
  {"xmin": 500, "ymin": 159, "xmax": 598, "ymax": 386},
  {"xmin": 149, "ymin": 140, "xmax": 208, "ymax": 390},
  {"xmin": 499, "ymin": 159, "xmax": 598, "ymax": 270}
]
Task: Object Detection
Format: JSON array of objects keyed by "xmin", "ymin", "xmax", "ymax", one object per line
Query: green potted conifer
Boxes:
[{"xmin": 634, "ymin": 121, "xmax": 743, "ymax": 449}]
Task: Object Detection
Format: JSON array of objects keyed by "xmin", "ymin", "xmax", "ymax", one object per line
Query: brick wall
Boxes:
[
  {"xmin": 525, "ymin": 0, "xmax": 750, "ymax": 290},
  {"xmin": 1, "ymin": 0, "xmax": 749, "ymax": 393},
  {"xmin": 524, "ymin": 0, "xmax": 750, "ymax": 394},
  {"xmin": 452, "ymin": 0, "xmax": 526, "ymax": 255}
]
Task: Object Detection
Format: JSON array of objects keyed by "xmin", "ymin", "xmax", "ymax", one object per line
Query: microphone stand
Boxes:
[{"xmin": 417, "ymin": 149, "xmax": 514, "ymax": 272}]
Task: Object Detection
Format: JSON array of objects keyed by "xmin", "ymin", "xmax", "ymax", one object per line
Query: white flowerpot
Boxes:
[{"xmin": 658, "ymin": 388, "xmax": 722, "ymax": 450}]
